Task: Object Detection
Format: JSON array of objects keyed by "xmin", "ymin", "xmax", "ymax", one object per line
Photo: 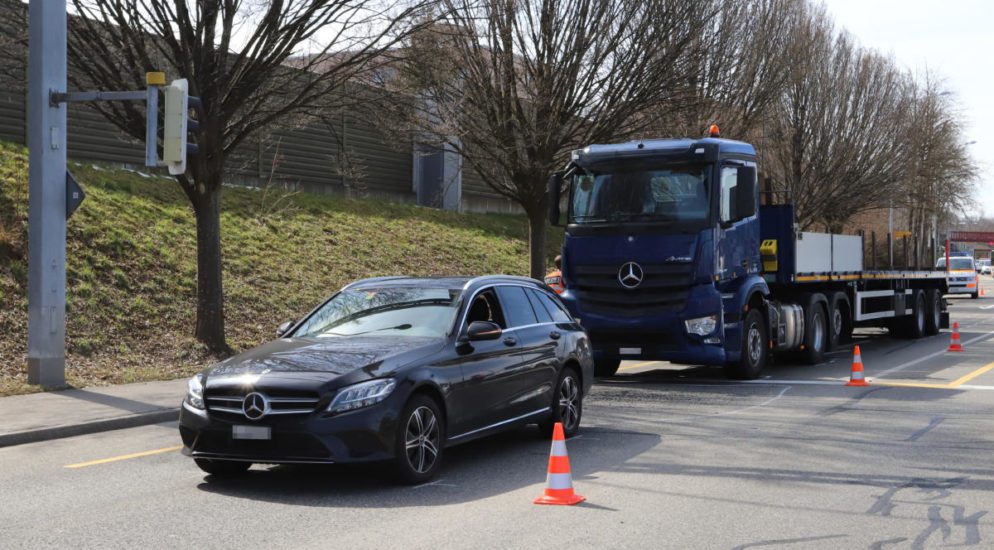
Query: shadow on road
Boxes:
[{"xmin": 195, "ymin": 424, "xmax": 660, "ymax": 507}]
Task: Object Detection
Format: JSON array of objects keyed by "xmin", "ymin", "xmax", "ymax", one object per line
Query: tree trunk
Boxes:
[
  {"xmin": 191, "ymin": 184, "xmax": 228, "ymax": 353},
  {"xmin": 526, "ymin": 206, "xmax": 548, "ymax": 280}
]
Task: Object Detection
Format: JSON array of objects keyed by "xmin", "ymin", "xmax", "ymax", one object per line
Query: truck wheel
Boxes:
[
  {"xmin": 802, "ymin": 298, "xmax": 828, "ymax": 365},
  {"xmin": 829, "ymin": 292, "xmax": 853, "ymax": 348},
  {"xmin": 924, "ymin": 289, "xmax": 941, "ymax": 336},
  {"xmin": 723, "ymin": 309, "xmax": 766, "ymax": 380},
  {"xmin": 594, "ymin": 359, "xmax": 621, "ymax": 377},
  {"xmin": 904, "ymin": 291, "xmax": 927, "ymax": 339}
]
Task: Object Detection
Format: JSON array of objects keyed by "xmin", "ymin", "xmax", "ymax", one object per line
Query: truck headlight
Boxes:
[
  {"xmin": 327, "ymin": 378, "xmax": 397, "ymax": 413},
  {"xmin": 186, "ymin": 374, "xmax": 205, "ymax": 410},
  {"xmin": 685, "ymin": 315, "xmax": 718, "ymax": 336}
]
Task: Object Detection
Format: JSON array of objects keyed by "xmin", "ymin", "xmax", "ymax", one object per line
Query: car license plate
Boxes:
[
  {"xmin": 619, "ymin": 347, "xmax": 641, "ymax": 356},
  {"xmin": 232, "ymin": 425, "xmax": 271, "ymax": 440}
]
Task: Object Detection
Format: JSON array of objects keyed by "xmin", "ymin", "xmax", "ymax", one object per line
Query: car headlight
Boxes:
[
  {"xmin": 327, "ymin": 378, "xmax": 397, "ymax": 413},
  {"xmin": 685, "ymin": 315, "xmax": 718, "ymax": 336},
  {"xmin": 186, "ymin": 374, "xmax": 205, "ymax": 410}
]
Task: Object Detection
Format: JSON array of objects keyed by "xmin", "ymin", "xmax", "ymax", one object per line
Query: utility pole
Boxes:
[{"xmin": 27, "ymin": 1, "xmax": 68, "ymax": 387}]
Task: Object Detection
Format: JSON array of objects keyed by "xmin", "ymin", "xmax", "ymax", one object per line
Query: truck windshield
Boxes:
[{"xmin": 569, "ymin": 164, "xmax": 709, "ymax": 225}]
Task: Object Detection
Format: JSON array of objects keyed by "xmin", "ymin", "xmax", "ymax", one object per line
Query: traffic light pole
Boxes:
[{"xmin": 27, "ymin": 0, "xmax": 68, "ymax": 386}]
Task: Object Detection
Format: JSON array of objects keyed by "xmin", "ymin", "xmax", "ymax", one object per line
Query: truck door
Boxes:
[{"xmin": 716, "ymin": 163, "xmax": 760, "ymax": 286}]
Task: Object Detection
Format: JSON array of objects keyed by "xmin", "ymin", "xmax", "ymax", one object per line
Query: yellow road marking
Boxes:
[
  {"xmin": 947, "ymin": 361, "xmax": 994, "ymax": 388},
  {"xmin": 65, "ymin": 445, "xmax": 183, "ymax": 469},
  {"xmin": 873, "ymin": 361, "xmax": 994, "ymax": 390},
  {"xmin": 618, "ymin": 360, "xmax": 661, "ymax": 372}
]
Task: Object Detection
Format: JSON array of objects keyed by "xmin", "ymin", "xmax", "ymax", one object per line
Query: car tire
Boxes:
[
  {"xmin": 392, "ymin": 394, "xmax": 445, "ymax": 485},
  {"xmin": 593, "ymin": 358, "xmax": 621, "ymax": 377},
  {"xmin": 194, "ymin": 458, "xmax": 251, "ymax": 477},
  {"xmin": 971, "ymin": 291, "xmax": 979, "ymax": 299},
  {"xmin": 538, "ymin": 366, "xmax": 583, "ymax": 439},
  {"xmin": 924, "ymin": 289, "xmax": 941, "ymax": 336},
  {"xmin": 802, "ymin": 297, "xmax": 828, "ymax": 365},
  {"xmin": 723, "ymin": 308, "xmax": 767, "ymax": 380}
]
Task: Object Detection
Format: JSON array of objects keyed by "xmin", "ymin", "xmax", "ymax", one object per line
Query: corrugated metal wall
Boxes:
[{"xmin": 0, "ymin": 0, "xmax": 512, "ymax": 212}]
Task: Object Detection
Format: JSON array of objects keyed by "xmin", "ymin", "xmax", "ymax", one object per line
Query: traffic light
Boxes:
[{"xmin": 162, "ymin": 78, "xmax": 200, "ymax": 175}]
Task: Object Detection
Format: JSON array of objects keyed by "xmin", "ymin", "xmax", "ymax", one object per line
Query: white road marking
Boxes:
[
  {"xmin": 980, "ymin": 305, "xmax": 994, "ymax": 310},
  {"xmin": 715, "ymin": 386, "xmax": 792, "ymax": 416}
]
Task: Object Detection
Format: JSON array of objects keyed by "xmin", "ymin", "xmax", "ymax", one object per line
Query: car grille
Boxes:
[
  {"xmin": 205, "ymin": 390, "xmax": 321, "ymax": 417},
  {"xmin": 572, "ymin": 263, "xmax": 693, "ymax": 316}
]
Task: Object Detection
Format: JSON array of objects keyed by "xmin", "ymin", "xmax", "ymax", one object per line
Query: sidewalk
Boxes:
[{"xmin": 0, "ymin": 378, "xmax": 186, "ymax": 448}]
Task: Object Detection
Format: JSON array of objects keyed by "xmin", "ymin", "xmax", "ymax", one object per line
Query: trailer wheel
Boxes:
[
  {"xmin": 924, "ymin": 289, "xmax": 941, "ymax": 336},
  {"xmin": 723, "ymin": 309, "xmax": 766, "ymax": 380},
  {"xmin": 829, "ymin": 292, "xmax": 853, "ymax": 348},
  {"xmin": 902, "ymin": 290, "xmax": 927, "ymax": 339},
  {"xmin": 802, "ymin": 297, "xmax": 828, "ymax": 365}
]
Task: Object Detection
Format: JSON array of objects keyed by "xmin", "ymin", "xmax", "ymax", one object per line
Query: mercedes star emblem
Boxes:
[
  {"xmin": 242, "ymin": 392, "xmax": 269, "ymax": 420},
  {"xmin": 618, "ymin": 262, "xmax": 644, "ymax": 289}
]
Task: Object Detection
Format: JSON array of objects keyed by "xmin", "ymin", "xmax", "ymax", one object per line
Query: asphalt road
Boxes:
[{"xmin": 3, "ymin": 295, "xmax": 994, "ymax": 549}]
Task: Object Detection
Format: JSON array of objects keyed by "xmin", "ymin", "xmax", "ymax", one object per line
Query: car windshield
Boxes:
[
  {"xmin": 936, "ymin": 258, "xmax": 974, "ymax": 271},
  {"xmin": 569, "ymin": 163, "xmax": 709, "ymax": 225},
  {"xmin": 291, "ymin": 287, "xmax": 460, "ymax": 339}
]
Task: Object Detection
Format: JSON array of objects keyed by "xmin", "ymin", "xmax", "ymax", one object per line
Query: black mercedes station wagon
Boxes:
[{"xmin": 179, "ymin": 275, "xmax": 593, "ymax": 484}]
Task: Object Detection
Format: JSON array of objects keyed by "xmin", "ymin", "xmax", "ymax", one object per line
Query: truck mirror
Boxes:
[
  {"xmin": 547, "ymin": 172, "xmax": 563, "ymax": 226},
  {"xmin": 735, "ymin": 166, "xmax": 757, "ymax": 220}
]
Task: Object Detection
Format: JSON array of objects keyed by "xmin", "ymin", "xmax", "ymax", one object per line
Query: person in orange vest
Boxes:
[{"xmin": 545, "ymin": 255, "xmax": 564, "ymax": 294}]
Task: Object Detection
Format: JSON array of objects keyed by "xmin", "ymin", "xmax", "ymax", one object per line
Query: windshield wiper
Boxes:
[{"xmin": 321, "ymin": 324, "xmax": 413, "ymax": 337}]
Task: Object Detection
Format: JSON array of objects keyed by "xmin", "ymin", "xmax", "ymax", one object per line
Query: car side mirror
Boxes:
[
  {"xmin": 277, "ymin": 321, "xmax": 294, "ymax": 337},
  {"xmin": 466, "ymin": 321, "xmax": 502, "ymax": 341},
  {"xmin": 735, "ymin": 166, "xmax": 757, "ymax": 220},
  {"xmin": 547, "ymin": 172, "xmax": 563, "ymax": 226}
]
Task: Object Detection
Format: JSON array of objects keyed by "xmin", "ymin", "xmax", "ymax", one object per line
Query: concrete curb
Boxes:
[{"xmin": 0, "ymin": 407, "xmax": 180, "ymax": 448}]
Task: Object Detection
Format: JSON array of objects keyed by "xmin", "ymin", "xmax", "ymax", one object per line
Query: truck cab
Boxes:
[{"xmin": 548, "ymin": 135, "xmax": 764, "ymax": 377}]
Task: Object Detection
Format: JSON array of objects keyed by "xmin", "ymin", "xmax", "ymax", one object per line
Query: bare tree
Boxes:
[
  {"xmin": 393, "ymin": 0, "xmax": 708, "ymax": 278},
  {"xmin": 62, "ymin": 0, "xmax": 429, "ymax": 351},
  {"xmin": 651, "ymin": 0, "xmax": 801, "ymax": 141},
  {"xmin": 764, "ymin": 4, "xmax": 912, "ymax": 231},
  {"xmin": 901, "ymin": 77, "xmax": 977, "ymax": 265}
]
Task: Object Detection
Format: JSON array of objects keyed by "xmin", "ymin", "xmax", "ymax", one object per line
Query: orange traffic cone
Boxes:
[
  {"xmin": 948, "ymin": 322, "xmax": 963, "ymax": 352},
  {"xmin": 534, "ymin": 422, "xmax": 585, "ymax": 506},
  {"xmin": 981, "ymin": 286, "xmax": 986, "ymax": 297},
  {"xmin": 846, "ymin": 345, "xmax": 869, "ymax": 387}
]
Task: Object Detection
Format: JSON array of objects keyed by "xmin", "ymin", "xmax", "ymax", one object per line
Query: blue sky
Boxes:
[{"xmin": 821, "ymin": 0, "xmax": 994, "ymax": 217}]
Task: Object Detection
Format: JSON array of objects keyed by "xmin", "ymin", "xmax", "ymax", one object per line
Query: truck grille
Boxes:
[
  {"xmin": 572, "ymin": 263, "xmax": 693, "ymax": 316},
  {"xmin": 205, "ymin": 389, "xmax": 321, "ymax": 417}
]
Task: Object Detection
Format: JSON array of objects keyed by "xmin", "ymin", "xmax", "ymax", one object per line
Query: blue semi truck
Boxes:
[{"xmin": 547, "ymin": 131, "xmax": 949, "ymax": 379}]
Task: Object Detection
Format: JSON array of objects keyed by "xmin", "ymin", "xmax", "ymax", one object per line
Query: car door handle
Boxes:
[
  {"xmin": 549, "ymin": 331, "xmax": 561, "ymax": 340},
  {"xmin": 503, "ymin": 337, "xmax": 517, "ymax": 347}
]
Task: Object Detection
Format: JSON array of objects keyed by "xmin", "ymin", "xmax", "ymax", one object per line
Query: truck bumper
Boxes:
[{"xmin": 560, "ymin": 283, "xmax": 727, "ymax": 366}]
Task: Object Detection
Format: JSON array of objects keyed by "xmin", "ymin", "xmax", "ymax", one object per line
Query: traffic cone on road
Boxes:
[
  {"xmin": 534, "ymin": 422, "xmax": 585, "ymax": 506},
  {"xmin": 948, "ymin": 322, "xmax": 964, "ymax": 352},
  {"xmin": 846, "ymin": 345, "xmax": 869, "ymax": 387}
]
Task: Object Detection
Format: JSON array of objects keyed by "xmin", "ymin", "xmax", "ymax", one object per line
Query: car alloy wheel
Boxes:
[
  {"xmin": 404, "ymin": 405, "xmax": 440, "ymax": 475},
  {"xmin": 558, "ymin": 375, "xmax": 580, "ymax": 432}
]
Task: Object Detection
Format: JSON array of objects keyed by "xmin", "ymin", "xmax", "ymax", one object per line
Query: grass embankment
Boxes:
[{"xmin": 0, "ymin": 142, "xmax": 560, "ymax": 396}]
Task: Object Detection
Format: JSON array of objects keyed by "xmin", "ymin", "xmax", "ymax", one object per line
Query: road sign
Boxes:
[
  {"xmin": 66, "ymin": 171, "xmax": 85, "ymax": 219},
  {"xmin": 950, "ymin": 231, "xmax": 994, "ymax": 243},
  {"xmin": 893, "ymin": 230, "xmax": 912, "ymax": 239}
]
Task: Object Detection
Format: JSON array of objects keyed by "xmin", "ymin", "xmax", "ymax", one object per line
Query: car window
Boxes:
[
  {"xmin": 524, "ymin": 289, "xmax": 553, "ymax": 324},
  {"xmin": 495, "ymin": 286, "xmax": 539, "ymax": 328},
  {"xmin": 531, "ymin": 289, "xmax": 573, "ymax": 323},
  {"xmin": 465, "ymin": 289, "xmax": 507, "ymax": 328}
]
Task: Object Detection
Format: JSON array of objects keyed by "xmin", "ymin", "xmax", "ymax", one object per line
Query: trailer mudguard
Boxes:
[{"xmin": 721, "ymin": 275, "xmax": 770, "ymax": 363}]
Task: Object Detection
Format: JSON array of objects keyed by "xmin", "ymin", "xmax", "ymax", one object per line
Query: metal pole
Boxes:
[
  {"xmin": 888, "ymin": 202, "xmax": 894, "ymax": 269},
  {"xmin": 27, "ymin": 0, "xmax": 67, "ymax": 387}
]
